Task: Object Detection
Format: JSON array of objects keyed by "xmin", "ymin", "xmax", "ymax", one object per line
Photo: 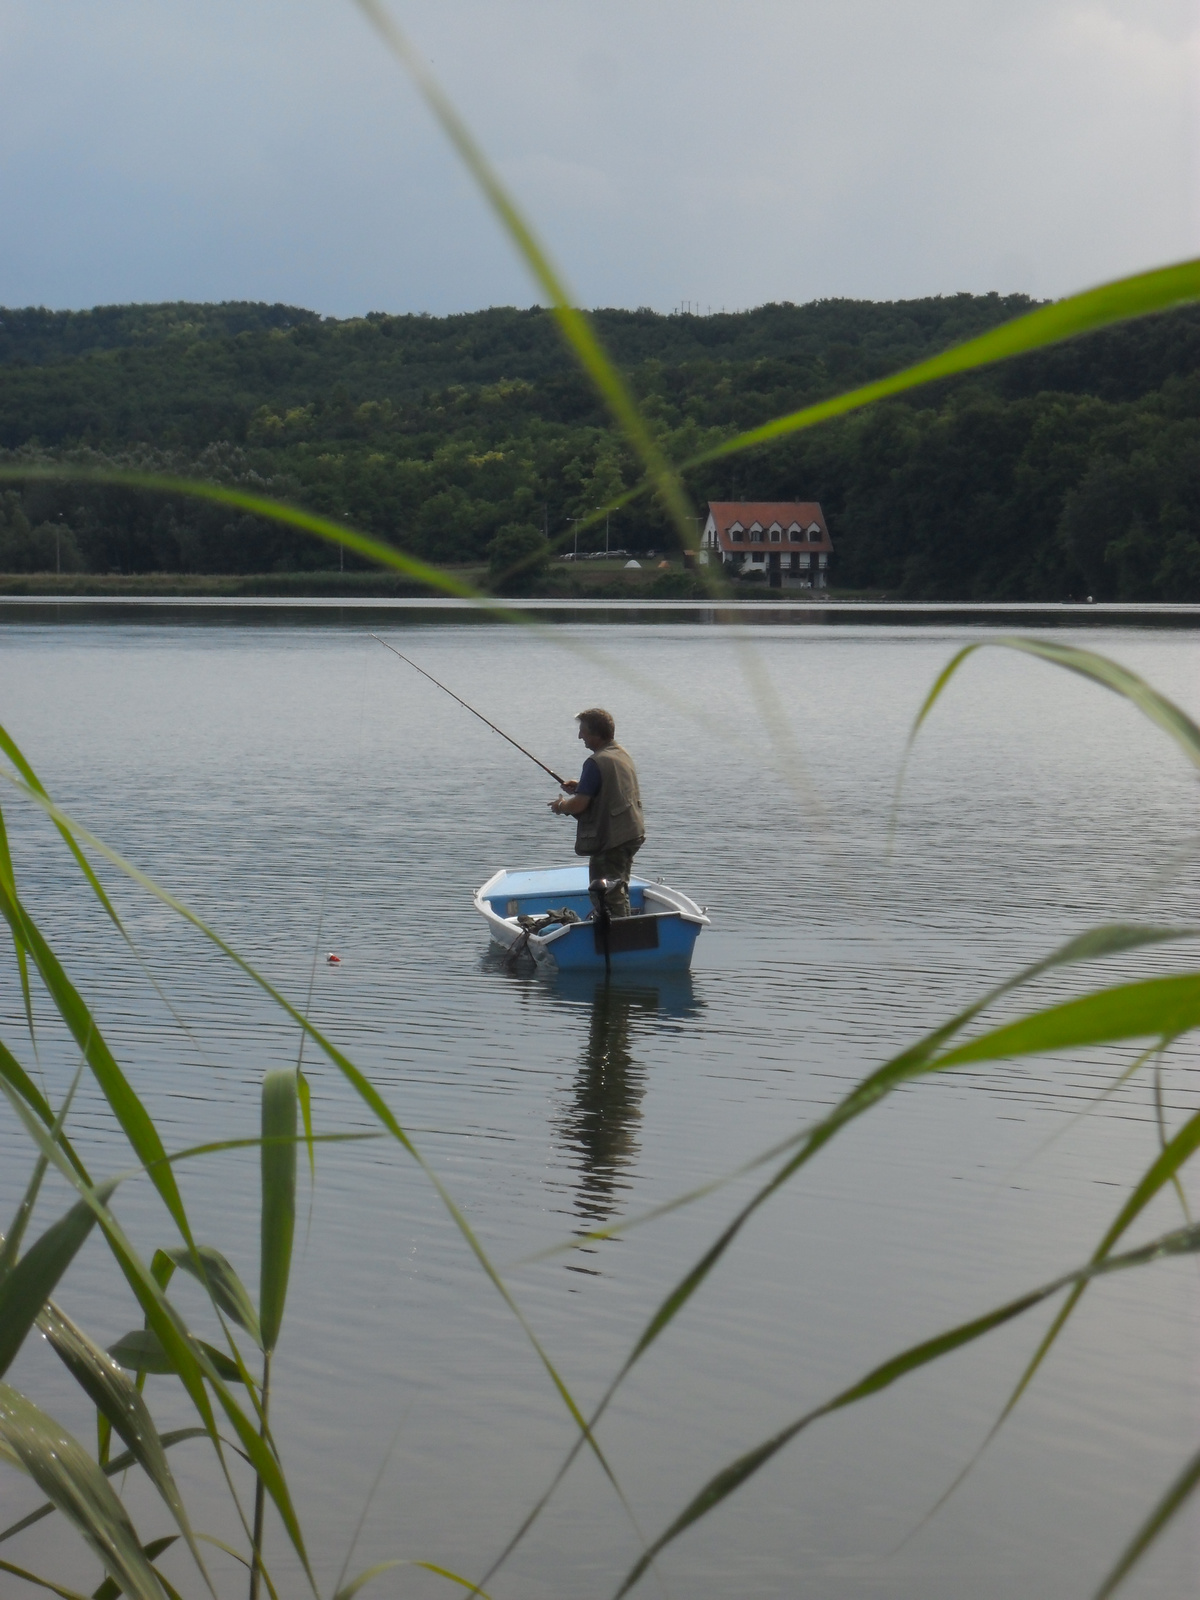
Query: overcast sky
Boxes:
[{"xmin": 0, "ymin": 0, "xmax": 1196, "ymax": 317}]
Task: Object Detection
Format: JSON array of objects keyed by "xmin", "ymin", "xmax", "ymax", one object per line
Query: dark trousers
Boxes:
[{"xmin": 588, "ymin": 839, "xmax": 643, "ymax": 918}]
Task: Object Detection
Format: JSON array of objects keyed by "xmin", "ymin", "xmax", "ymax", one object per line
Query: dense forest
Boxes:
[{"xmin": 0, "ymin": 292, "xmax": 1197, "ymax": 597}]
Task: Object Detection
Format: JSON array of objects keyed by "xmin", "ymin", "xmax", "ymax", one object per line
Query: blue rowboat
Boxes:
[{"xmin": 474, "ymin": 865, "xmax": 709, "ymax": 973}]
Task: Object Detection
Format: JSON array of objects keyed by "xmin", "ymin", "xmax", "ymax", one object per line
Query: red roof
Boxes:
[{"xmin": 705, "ymin": 501, "xmax": 831, "ymax": 550}]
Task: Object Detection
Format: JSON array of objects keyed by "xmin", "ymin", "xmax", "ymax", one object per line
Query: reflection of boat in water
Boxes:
[
  {"xmin": 555, "ymin": 975, "xmax": 701, "ymax": 1227},
  {"xmin": 474, "ymin": 865, "xmax": 709, "ymax": 972}
]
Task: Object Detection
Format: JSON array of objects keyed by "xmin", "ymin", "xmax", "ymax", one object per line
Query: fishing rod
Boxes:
[{"xmin": 369, "ymin": 634, "xmax": 569, "ymax": 787}]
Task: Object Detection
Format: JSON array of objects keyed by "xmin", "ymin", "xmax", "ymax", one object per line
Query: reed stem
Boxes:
[{"xmin": 248, "ymin": 1351, "xmax": 272, "ymax": 1600}]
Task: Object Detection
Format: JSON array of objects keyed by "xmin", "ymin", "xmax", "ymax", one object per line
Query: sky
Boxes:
[{"xmin": 0, "ymin": 0, "xmax": 1197, "ymax": 318}]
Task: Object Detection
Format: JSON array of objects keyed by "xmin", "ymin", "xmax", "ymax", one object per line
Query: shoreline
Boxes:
[{"xmin": 2, "ymin": 593, "xmax": 1199, "ymax": 618}]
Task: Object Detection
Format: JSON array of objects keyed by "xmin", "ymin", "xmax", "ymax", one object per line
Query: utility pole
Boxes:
[
  {"xmin": 565, "ymin": 515, "xmax": 590, "ymax": 559},
  {"xmin": 55, "ymin": 515, "xmax": 62, "ymax": 577}
]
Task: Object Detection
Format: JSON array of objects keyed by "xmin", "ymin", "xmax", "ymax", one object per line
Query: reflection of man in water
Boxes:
[
  {"xmin": 562, "ymin": 985, "xmax": 650, "ymax": 1226},
  {"xmin": 548, "ymin": 707, "xmax": 645, "ymax": 918}
]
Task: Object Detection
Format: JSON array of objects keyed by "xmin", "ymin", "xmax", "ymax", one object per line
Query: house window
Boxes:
[
  {"xmin": 729, "ymin": 526, "xmax": 743, "ymax": 543},
  {"xmin": 788, "ymin": 524, "xmax": 802, "ymax": 540},
  {"xmin": 750, "ymin": 523, "xmax": 763, "ymax": 540},
  {"xmin": 770, "ymin": 526, "xmax": 782, "ymax": 542}
]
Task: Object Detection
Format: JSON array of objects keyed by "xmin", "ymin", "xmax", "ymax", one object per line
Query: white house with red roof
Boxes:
[{"xmin": 700, "ymin": 501, "xmax": 832, "ymax": 589}]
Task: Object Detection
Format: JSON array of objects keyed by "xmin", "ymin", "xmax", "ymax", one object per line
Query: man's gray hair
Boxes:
[{"xmin": 576, "ymin": 707, "xmax": 615, "ymax": 741}]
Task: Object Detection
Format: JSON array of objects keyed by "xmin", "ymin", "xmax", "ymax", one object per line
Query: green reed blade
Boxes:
[
  {"xmin": 1094, "ymin": 1440, "xmax": 1200, "ymax": 1599},
  {"xmin": 960, "ymin": 1099, "xmax": 1200, "ymax": 1486},
  {"xmin": 0, "ymin": 1187, "xmax": 115, "ymax": 1378},
  {"xmin": 677, "ymin": 257, "xmax": 1200, "ymax": 473},
  {"xmin": 40, "ymin": 1303, "xmax": 203, "ymax": 1580},
  {"xmin": 335, "ymin": 1560, "xmax": 495, "ymax": 1600},
  {"xmin": 0, "ymin": 1555, "xmax": 90, "ymax": 1599},
  {"xmin": 0, "ymin": 724, "xmax": 230, "ymax": 1078},
  {"xmin": 632, "ymin": 935, "xmax": 1197, "ymax": 1352},
  {"xmin": 0, "ymin": 1429, "xmax": 206, "ymax": 1545},
  {"xmin": 0, "ymin": 724, "xmax": 125, "ymax": 931},
  {"xmin": 614, "ymin": 1220, "xmax": 1200, "ymax": 1596},
  {"xmin": 1, "ymin": 1063, "xmax": 86, "ymax": 1279},
  {"xmin": 107, "ymin": 1330, "xmax": 245, "ymax": 1386},
  {"xmin": 0, "ymin": 466, "xmax": 500, "ymax": 604},
  {"xmin": 91, "ymin": 1536, "xmax": 178, "ymax": 1600},
  {"xmin": 259, "ymin": 1072, "xmax": 297, "ymax": 1356},
  {"xmin": 0, "ymin": 880, "xmax": 192, "ymax": 1248},
  {"xmin": 350, "ymin": 0, "xmax": 698, "ymax": 552},
  {"xmin": 477, "ymin": 924, "xmax": 1200, "ymax": 1591},
  {"xmin": 932, "ymin": 975, "xmax": 1200, "ymax": 1069},
  {"xmin": 0, "ymin": 805, "xmax": 35, "ymax": 1044},
  {"xmin": 911, "ymin": 638, "xmax": 1200, "ymax": 773},
  {"xmin": 0, "ymin": 1037, "xmax": 90, "ymax": 1186},
  {"xmin": 166, "ymin": 1247, "xmax": 262, "ymax": 1350},
  {"xmin": 0, "ymin": 1385, "xmax": 167, "ymax": 1600},
  {"xmin": 0, "ymin": 772, "xmax": 622, "ymax": 1507},
  {"xmin": 296, "ymin": 1070, "xmax": 315, "ymax": 1183},
  {"xmin": 0, "ymin": 1080, "xmax": 313, "ymax": 1591}
]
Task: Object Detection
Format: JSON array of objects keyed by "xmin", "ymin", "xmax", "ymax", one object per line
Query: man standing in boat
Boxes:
[{"xmin": 549, "ymin": 708, "xmax": 645, "ymax": 918}]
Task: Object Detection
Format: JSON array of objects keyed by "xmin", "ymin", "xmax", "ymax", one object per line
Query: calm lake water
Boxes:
[{"xmin": 3, "ymin": 613, "xmax": 1200, "ymax": 1599}]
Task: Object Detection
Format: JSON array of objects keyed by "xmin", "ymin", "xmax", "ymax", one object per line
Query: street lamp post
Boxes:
[{"xmin": 565, "ymin": 515, "xmax": 591, "ymax": 559}]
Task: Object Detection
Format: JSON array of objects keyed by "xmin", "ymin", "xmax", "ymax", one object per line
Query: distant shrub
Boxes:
[{"xmin": 487, "ymin": 520, "xmax": 550, "ymax": 594}]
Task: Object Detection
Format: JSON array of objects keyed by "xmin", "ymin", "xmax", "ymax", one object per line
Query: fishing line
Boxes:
[{"xmin": 369, "ymin": 633, "xmax": 568, "ymax": 786}]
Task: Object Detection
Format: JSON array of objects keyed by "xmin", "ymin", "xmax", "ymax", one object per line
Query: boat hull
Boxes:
[{"xmin": 474, "ymin": 865, "xmax": 708, "ymax": 973}]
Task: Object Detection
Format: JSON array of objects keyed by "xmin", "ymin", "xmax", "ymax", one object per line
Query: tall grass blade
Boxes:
[
  {"xmin": 350, "ymin": 0, "xmax": 698, "ymax": 550},
  {"xmin": 0, "ymin": 1062, "xmax": 86, "ymax": 1277},
  {"xmin": 910, "ymin": 638, "xmax": 1200, "ymax": 773},
  {"xmin": 0, "ymin": 879, "xmax": 192, "ymax": 1246},
  {"xmin": 0, "ymin": 1037, "xmax": 89, "ymax": 1183},
  {"xmin": 614, "ymin": 1221, "xmax": 1200, "ymax": 1596},
  {"xmin": 0, "ymin": 724, "xmax": 126, "ymax": 930},
  {"xmin": 0, "ymin": 1078, "xmax": 312, "ymax": 1588},
  {"xmin": 91, "ymin": 1536, "xmax": 178, "ymax": 1600},
  {"xmin": 166, "ymin": 1247, "xmax": 262, "ymax": 1350},
  {"xmin": 335, "ymin": 1561, "xmax": 494, "ymax": 1600},
  {"xmin": 38, "ymin": 1303, "xmax": 203, "ymax": 1583},
  {"xmin": 296, "ymin": 1070, "xmax": 315, "ymax": 1184},
  {"xmin": 0, "ymin": 1385, "xmax": 167, "ymax": 1600},
  {"xmin": 480, "ymin": 925, "xmax": 1199, "ymax": 1585},
  {"xmin": 0, "ymin": 1429, "xmax": 207, "ymax": 1545},
  {"xmin": 0, "ymin": 771, "xmax": 622, "ymax": 1505},
  {"xmin": 259, "ymin": 1073, "xmax": 297, "ymax": 1355},
  {"xmin": 0, "ymin": 1557, "xmax": 89, "ymax": 1599},
  {"xmin": 1094, "ymin": 1442, "xmax": 1200, "ymax": 1598},
  {"xmin": 0, "ymin": 1188, "xmax": 115, "ymax": 1377},
  {"xmin": 106, "ymin": 1330, "xmax": 244, "ymax": 1385},
  {"xmin": 0, "ymin": 805, "xmax": 35, "ymax": 1043},
  {"xmin": 931, "ymin": 975, "xmax": 1200, "ymax": 1069},
  {"xmin": 680, "ymin": 258, "xmax": 1200, "ymax": 471}
]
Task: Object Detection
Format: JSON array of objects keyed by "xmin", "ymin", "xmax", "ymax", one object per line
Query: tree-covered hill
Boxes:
[{"xmin": 1, "ymin": 293, "xmax": 1197, "ymax": 598}]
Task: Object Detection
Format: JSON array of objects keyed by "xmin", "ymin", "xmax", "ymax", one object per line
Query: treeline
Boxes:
[{"xmin": 0, "ymin": 295, "xmax": 1198, "ymax": 596}]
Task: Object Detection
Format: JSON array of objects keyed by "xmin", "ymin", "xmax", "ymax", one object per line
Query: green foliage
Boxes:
[
  {"xmin": 259, "ymin": 1071, "xmax": 297, "ymax": 1356},
  {"xmin": 3, "ymin": 296, "xmax": 1199, "ymax": 594},
  {"xmin": 486, "ymin": 520, "xmax": 550, "ymax": 593}
]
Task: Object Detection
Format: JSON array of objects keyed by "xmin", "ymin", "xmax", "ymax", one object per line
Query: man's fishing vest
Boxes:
[{"xmin": 574, "ymin": 742, "xmax": 645, "ymax": 857}]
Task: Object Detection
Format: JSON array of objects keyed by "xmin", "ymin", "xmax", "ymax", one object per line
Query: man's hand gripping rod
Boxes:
[{"xmin": 369, "ymin": 634, "xmax": 569, "ymax": 787}]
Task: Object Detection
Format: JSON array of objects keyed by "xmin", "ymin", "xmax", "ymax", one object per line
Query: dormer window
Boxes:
[
  {"xmin": 769, "ymin": 523, "xmax": 782, "ymax": 542},
  {"xmin": 750, "ymin": 522, "xmax": 763, "ymax": 541},
  {"xmin": 807, "ymin": 522, "xmax": 821, "ymax": 538},
  {"xmin": 788, "ymin": 523, "xmax": 802, "ymax": 540}
]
